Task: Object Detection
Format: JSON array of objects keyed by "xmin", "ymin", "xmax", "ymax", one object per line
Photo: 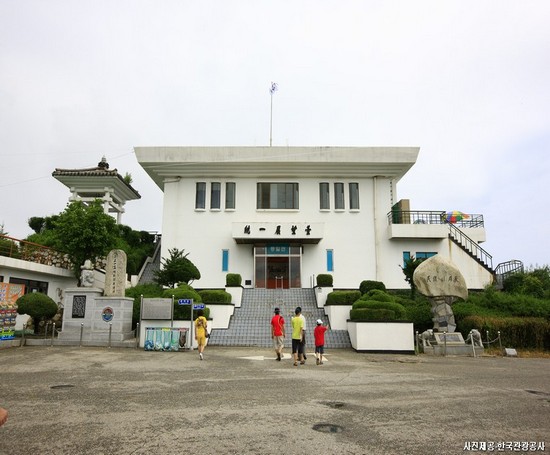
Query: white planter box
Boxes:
[
  {"xmin": 323, "ymin": 305, "xmax": 352, "ymax": 330},
  {"xmin": 225, "ymin": 287, "xmax": 243, "ymax": 307},
  {"xmin": 347, "ymin": 321, "xmax": 415, "ymax": 353},
  {"xmin": 314, "ymin": 286, "xmax": 333, "ymax": 308},
  {"xmin": 207, "ymin": 303, "xmax": 234, "ymax": 329}
]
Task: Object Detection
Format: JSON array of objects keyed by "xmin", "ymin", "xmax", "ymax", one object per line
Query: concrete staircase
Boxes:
[
  {"xmin": 137, "ymin": 239, "xmax": 162, "ymax": 285},
  {"xmin": 208, "ymin": 288, "xmax": 351, "ymax": 349}
]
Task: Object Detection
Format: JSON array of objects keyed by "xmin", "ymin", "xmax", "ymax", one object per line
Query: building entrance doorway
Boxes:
[{"xmin": 254, "ymin": 245, "xmax": 301, "ymax": 289}]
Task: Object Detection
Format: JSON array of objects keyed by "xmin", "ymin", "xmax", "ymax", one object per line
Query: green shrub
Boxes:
[
  {"xmin": 361, "ymin": 289, "xmax": 394, "ymax": 302},
  {"xmin": 458, "ymin": 315, "xmax": 550, "ymax": 350},
  {"xmin": 316, "ymin": 274, "xmax": 333, "ymax": 287},
  {"xmin": 326, "ymin": 290, "xmax": 361, "ymax": 305},
  {"xmin": 225, "ymin": 273, "xmax": 242, "ymax": 287},
  {"xmin": 16, "ymin": 292, "xmax": 58, "ymax": 334},
  {"xmin": 351, "ymin": 299, "xmax": 407, "ymax": 320},
  {"xmin": 359, "ymin": 280, "xmax": 386, "ymax": 295},
  {"xmin": 350, "ymin": 308, "xmax": 396, "ymax": 321},
  {"xmin": 198, "ymin": 289, "xmax": 232, "ymax": 304}
]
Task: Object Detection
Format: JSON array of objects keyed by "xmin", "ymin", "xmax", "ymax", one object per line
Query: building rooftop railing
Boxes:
[
  {"xmin": 387, "ymin": 211, "xmax": 485, "ymax": 228},
  {"xmin": 0, "ymin": 234, "xmax": 72, "ymax": 269}
]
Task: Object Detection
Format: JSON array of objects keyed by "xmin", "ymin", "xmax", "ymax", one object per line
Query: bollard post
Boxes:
[
  {"xmin": 415, "ymin": 331, "xmax": 419, "ymax": 355},
  {"xmin": 498, "ymin": 331, "xmax": 502, "ymax": 351},
  {"xmin": 44, "ymin": 322, "xmax": 50, "ymax": 342},
  {"xmin": 135, "ymin": 322, "xmax": 140, "ymax": 349},
  {"xmin": 470, "ymin": 331, "xmax": 476, "ymax": 358},
  {"xmin": 108, "ymin": 323, "xmax": 112, "ymax": 349},
  {"xmin": 443, "ymin": 331, "xmax": 447, "ymax": 357},
  {"xmin": 486, "ymin": 330, "xmax": 490, "ymax": 348},
  {"xmin": 21, "ymin": 323, "xmax": 26, "ymax": 347},
  {"xmin": 79, "ymin": 323, "xmax": 84, "ymax": 347},
  {"xmin": 50, "ymin": 323, "xmax": 56, "ymax": 347}
]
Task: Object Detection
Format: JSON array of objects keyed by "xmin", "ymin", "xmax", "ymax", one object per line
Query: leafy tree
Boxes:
[
  {"xmin": 52, "ymin": 200, "xmax": 119, "ymax": 279},
  {"xmin": 16, "ymin": 292, "xmax": 58, "ymax": 334},
  {"xmin": 401, "ymin": 255, "xmax": 426, "ymax": 298},
  {"xmin": 154, "ymin": 248, "xmax": 201, "ymax": 288}
]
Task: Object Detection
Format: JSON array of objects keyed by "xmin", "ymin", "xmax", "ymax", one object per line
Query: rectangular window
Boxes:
[
  {"xmin": 225, "ymin": 182, "xmax": 236, "ymax": 209},
  {"xmin": 257, "ymin": 183, "xmax": 299, "ymax": 209},
  {"xmin": 319, "ymin": 183, "xmax": 330, "ymax": 210},
  {"xmin": 222, "ymin": 249, "xmax": 229, "ymax": 272},
  {"xmin": 327, "ymin": 249, "xmax": 334, "ymax": 272},
  {"xmin": 211, "ymin": 182, "xmax": 221, "ymax": 209},
  {"xmin": 9, "ymin": 277, "xmax": 48, "ymax": 295},
  {"xmin": 403, "ymin": 251, "xmax": 411, "ymax": 268},
  {"xmin": 416, "ymin": 252, "xmax": 437, "ymax": 259},
  {"xmin": 349, "ymin": 183, "xmax": 360, "ymax": 210},
  {"xmin": 334, "ymin": 183, "xmax": 344, "ymax": 210},
  {"xmin": 195, "ymin": 182, "xmax": 206, "ymax": 209}
]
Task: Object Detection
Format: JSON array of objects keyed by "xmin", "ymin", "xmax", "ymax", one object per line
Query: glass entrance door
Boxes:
[{"xmin": 254, "ymin": 246, "xmax": 302, "ymax": 289}]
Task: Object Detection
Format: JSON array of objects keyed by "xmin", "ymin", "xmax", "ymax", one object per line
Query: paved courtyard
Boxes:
[{"xmin": 0, "ymin": 346, "xmax": 548, "ymax": 455}]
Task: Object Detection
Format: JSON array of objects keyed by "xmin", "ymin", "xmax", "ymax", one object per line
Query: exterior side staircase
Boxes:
[
  {"xmin": 208, "ymin": 288, "xmax": 351, "ymax": 349},
  {"xmin": 447, "ymin": 223, "xmax": 494, "ymax": 272},
  {"xmin": 137, "ymin": 237, "xmax": 162, "ymax": 285}
]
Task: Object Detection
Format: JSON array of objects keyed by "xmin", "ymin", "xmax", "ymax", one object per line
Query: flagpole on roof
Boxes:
[{"xmin": 269, "ymin": 82, "xmax": 278, "ymax": 146}]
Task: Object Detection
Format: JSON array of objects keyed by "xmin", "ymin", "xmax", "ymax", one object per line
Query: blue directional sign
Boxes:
[
  {"xmin": 193, "ymin": 304, "xmax": 205, "ymax": 310},
  {"xmin": 178, "ymin": 298, "xmax": 193, "ymax": 305}
]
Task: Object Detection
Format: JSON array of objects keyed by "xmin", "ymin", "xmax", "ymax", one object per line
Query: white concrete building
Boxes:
[{"xmin": 135, "ymin": 146, "xmax": 495, "ymax": 290}]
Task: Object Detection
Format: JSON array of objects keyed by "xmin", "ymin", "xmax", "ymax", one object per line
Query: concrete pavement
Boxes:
[{"xmin": 0, "ymin": 346, "xmax": 548, "ymax": 455}]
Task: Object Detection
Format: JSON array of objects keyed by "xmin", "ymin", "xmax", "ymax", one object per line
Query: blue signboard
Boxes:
[
  {"xmin": 267, "ymin": 244, "xmax": 289, "ymax": 255},
  {"xmin": 193, "ymin": 304, "xmax": 205, "ymax": 310},
  {"xmin": 178, "ymin": 299, "xmax": 193, "ymax": 305}
]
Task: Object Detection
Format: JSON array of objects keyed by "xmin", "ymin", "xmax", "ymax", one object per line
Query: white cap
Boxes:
[{"xmin": 316, "ymin": 319, "xmax": 323, "ymax": 325}]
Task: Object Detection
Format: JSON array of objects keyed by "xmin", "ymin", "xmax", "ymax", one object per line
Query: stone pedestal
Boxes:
[{"xmin": 59, "ymin": 288, "xmax": 134, "ymax": 343}]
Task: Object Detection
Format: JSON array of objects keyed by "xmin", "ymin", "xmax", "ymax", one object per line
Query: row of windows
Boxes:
[
  {"xmin": 195, "ymin": 182, "xmax": 359, "ymax": 211},
  {"xmin": 320, "ymin": 182, "xmax": 359, "ymax": 210},
  {"xmin": 196, "ymin": 182, "xmax": 236, "ymax": 210},
  {"xmin": 221, "ymin": 250, "xmax": 435, "ymax": 273}
]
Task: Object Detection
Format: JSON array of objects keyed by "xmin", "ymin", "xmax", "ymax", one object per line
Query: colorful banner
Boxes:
[{"xmin": 0, "ymin": 283, "xmax": 25, "ymax": 340}]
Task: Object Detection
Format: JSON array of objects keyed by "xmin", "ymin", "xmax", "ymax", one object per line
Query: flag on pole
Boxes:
[{"xmin": 270, "ymin": 82, "xmax": 278, "ymax": 94}]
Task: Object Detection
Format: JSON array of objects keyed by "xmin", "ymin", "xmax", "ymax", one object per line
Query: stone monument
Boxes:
[
  {"xmin": 59, "ymin": 250, "xmax": 134, "ymax": 346},
  {"xmin": 413, "ymin": 255, "xmax": 483, "ymax": 356},
  {"xmin": 104, "ymin": 249, "xmax": 127, "ymax": 297}
]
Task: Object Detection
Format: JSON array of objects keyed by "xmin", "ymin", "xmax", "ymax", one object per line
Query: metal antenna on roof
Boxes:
[{"xmin": 269, "ymin": 82, "xmax": 278, "ymax": 146}]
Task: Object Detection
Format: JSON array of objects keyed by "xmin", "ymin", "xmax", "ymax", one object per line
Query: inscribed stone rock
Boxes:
[{"xmin": 413, "ymin": 255, "xmax": 468, "ymax": 300}]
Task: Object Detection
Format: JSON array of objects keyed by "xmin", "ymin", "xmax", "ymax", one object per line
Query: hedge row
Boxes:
[{"xmin": 458, "ymin": 315, "xmax": 550, "ymax": 350}]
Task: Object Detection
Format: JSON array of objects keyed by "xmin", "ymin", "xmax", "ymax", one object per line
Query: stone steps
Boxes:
[{"xmin": 209, "ymin": 288, "xmax": 351, "ymax": 349}]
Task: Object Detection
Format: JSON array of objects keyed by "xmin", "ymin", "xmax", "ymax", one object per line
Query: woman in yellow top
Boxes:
[{"xmin": 194, "ymin": 309, "xmax": 208, "ymax": 360}]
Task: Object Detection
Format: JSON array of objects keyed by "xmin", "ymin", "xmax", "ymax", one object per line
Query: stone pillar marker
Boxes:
[{"xmin": 104, "ymin": 249, "xmax": 127, "ymax": 297}]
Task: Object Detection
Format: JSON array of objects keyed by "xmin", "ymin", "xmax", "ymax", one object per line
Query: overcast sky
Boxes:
[{"xmin": 1, "ymin": 1, "xmax": 549, "ymax": 268}]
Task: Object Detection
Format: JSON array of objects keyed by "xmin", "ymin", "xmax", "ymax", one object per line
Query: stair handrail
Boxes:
[
  {"xmin": 446, "ymin": 222, "xmax": 493, "ymax": 270},
  {"xmin": 494, "ymin": 260, "xmax": 524, "ymax": 288}
]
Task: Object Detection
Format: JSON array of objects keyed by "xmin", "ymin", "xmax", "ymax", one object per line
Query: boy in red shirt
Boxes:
[
  {"xmin": 271, "ymin": 307, "xmax": 285, "ymax": 361},
  {"xmin": 314, "ymin": 319, "xmax": 329, "ymax": 365}
]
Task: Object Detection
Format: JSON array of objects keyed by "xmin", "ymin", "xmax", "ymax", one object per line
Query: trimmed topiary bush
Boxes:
[
  {"xmin": 350, "ymin": 308, "xmax": 396, "ymax": 321},
  {"xmin": 226, "ymin": 273, "xmax": 242, "ymax": 287},
  {"xmin": 351, "ymin": 299, "xmax": 407, "ymax": 320},
  {"xmin": 359, "ymin": 280, "xmax": 386, "ymax": 295},
  {"xmin": 316, "ymin": 274, "xmax": 333, "ymax": 287},
  {"xmin": 326, "ymin": 290, "xmax": 361, "ymax": 305},
  {"xmin": 198, "ymin": 289, "xmax": 232, "ymax": 304},
  {"xmin": 16, "ymin": 292, "xmax": 58, "ymax": 334},
  {"xmin": 361, "ymin": 289, "xmax": 394, "ymax": 302}
]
